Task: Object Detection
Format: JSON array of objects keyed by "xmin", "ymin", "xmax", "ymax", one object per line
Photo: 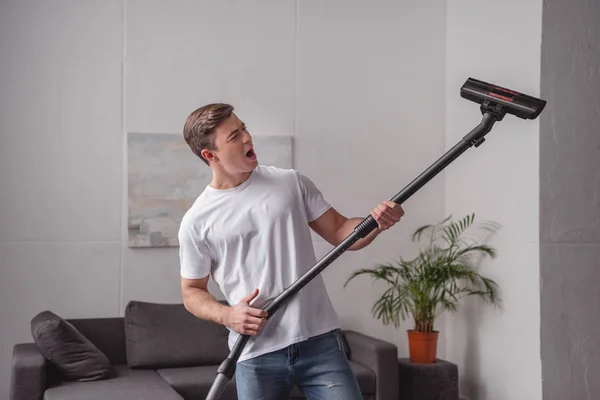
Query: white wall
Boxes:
[
  {"xmin": 0, "ymin": 1, "xmax": 446, "ymax": 398},
  {"xmin": 121, "ymin": 0, "xmax": 298, "ymax": 305},
  {"xmin": 0, "ymin": 1, "xmax": 123, "ymax": 399},
  {"xmin": 444, "ymin": 1, "xmax": 543, "ymax": 399},
  {"xmin": 295, "ymin": 0, "xmax": 447, "ymax": 359}
]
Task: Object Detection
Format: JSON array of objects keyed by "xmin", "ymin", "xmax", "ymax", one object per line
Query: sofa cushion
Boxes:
[
  {"xmin": 31, "ymin": 311, "xmax": 113, "ymax": 382},
  {"xmin": 157, "ymin": 365, "xmax": 238, "ymax": 400},
  {"xmin": 124, "ymin": 301, "xmax": 230, "ymax": 369},
  {"xmin": 68, "ymin": 317, "xmax": 127, "ymax": 365},
  {"xmin": 44, "ymin": 366, "xmax": 182, "ymax": 400}
]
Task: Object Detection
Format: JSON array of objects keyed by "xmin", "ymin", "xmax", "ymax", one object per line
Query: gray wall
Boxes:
[{"xmin": 540, "ymin": 0, "xmax": 600, "ymax": 399}]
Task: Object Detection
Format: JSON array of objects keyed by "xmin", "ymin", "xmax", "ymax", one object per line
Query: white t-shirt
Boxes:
[{"xmin": 178, "ymin": 165, "xmax": 341, "ymax": 362}]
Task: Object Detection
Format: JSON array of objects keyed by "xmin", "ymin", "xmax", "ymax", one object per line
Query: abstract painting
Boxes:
[{"xmin": 127, "ymin": 132, "xmax": 293, "ymax": 247}]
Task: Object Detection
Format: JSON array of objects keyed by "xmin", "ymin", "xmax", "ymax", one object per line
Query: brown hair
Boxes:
[{"xmin": 183, "ymin": 103, "xmax": 234, "ymax": 165}]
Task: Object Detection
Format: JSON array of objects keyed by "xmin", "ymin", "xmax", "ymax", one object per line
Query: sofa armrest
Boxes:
[
  {"xmin": 10, "ymin": 343, "xmax": 47, "ymax": 400},
  {"xmin": 342, "ymin": 330, "xmax": 398, "ymax": 400}
]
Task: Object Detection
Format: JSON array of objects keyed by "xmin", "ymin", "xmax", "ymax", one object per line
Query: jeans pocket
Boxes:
[{"xmin": 333, "ymin": 329, "xmax": 348, "ymax": 356}]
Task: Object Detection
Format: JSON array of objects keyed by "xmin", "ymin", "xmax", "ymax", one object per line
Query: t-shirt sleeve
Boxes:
[
  {"xmin": 296, "ymin": 171, "xmax": 332, "ymax": 222},
  {"xmin": 178, "ymin": 218, "xmax": 212, "ymax": 279}
]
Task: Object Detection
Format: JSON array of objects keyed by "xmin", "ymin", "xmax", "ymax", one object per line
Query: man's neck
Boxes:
[{"xmin": 209, "ymin": 168, "xmax": 253, "ymax": 190}]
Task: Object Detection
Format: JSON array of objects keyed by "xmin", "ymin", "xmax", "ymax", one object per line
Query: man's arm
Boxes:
[
  {"xmin": 181, "ymin": 276, "xmax": 267, "ymax": 336},
  {"xmin": 309, "ymin": 201, "xmax": 404, "ymax": 251},
  {"xmin": 181, "ymin": 276, "xmax": 229, "ymax": 324}
]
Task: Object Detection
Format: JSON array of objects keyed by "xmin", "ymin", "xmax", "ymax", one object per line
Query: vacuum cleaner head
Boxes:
[{"xmin": 461, "ymin": 78, "xmax": 546, "ymax": 120}]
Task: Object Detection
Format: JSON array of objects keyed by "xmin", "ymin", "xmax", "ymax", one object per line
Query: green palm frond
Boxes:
[
  {"xmin": 345, "ymin": 213, "xmax": 501, "ymax": 332},
  {"xmin": 412, "ymin": 223, "xmax": 436, "ymax": 242}
]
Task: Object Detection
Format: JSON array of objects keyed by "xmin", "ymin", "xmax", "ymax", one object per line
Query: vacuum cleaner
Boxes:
[{"xmin": 205, "ymin": 77, "xmax": 547, "ymax": 400}]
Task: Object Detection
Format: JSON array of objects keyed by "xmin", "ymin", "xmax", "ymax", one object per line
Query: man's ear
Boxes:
[{"xmin": 201, "ymin": 149, "xmax": 217, "ymax": 163}]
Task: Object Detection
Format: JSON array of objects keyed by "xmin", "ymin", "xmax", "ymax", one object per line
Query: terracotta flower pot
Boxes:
[{"xmin": 407, "ymin": 329, "xmax": 439, "ymax": 363}]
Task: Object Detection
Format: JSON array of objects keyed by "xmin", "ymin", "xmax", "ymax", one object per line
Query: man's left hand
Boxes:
[{"xmin": 370, "ymin": 200, "xmax": 405, "ymax": 231}]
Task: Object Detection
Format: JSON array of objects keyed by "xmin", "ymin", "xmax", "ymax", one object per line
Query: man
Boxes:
[{"xmin": 179, "ymin": 103, "xmax": 404, "ymax": 400}]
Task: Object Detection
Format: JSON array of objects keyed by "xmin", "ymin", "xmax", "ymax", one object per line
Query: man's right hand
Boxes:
[{"xmin": 223, "ymin": 288, "xmax": 268, "ymax": 336}]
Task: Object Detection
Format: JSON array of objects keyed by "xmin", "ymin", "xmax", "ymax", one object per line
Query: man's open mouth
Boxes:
[{"xmin": 246, "ymin": 148, "xmax": 256, "ymax": 159}]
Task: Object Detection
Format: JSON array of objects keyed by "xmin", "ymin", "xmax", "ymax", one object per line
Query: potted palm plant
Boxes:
[{"xmin": 344, "ymin": 213, "xmax": 501, "ymax": 364}]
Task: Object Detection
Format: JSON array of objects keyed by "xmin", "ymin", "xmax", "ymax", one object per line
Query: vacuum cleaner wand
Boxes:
[{"xmin": 205, "ymin": 78, "xmax": 546, "ymax": 400}]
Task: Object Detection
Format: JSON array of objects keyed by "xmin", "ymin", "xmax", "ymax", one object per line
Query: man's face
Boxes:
[{"xmin": 203, "ymin": 113, "xmax": 258, "ymax": 173}]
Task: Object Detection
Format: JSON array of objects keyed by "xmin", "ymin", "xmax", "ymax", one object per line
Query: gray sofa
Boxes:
[{"xmin": 10, "ymin": 301, "xmax": 399, "ymax": 400}]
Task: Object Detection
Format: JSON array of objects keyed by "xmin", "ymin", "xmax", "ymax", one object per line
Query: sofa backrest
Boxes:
[
  {"xmin": 123, "ymin": 301, "xmax": 231, "ymax": 369},
  {"xmin": 67, "ymin": 317, "xmax": 127, "ymax": 365},
  {"xmin": 57, "ymin": 301, "xmax": 232, "ymax": 369}
]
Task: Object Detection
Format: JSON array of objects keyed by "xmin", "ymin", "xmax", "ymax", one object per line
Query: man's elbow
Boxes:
[
  {"xmin": 182, "ymin": 291, "xmax": 191, "ymax": 309},
  {"xmin": 309, "ymin": 208, "xmax": 350, "ymax": 247},
  {"xmin": 181, "ymin": 287, "xmax": 193, "ymax": 312},
  {"xmin": 180, "ymin": 279, "xmax": 199, "ymax": 310}
]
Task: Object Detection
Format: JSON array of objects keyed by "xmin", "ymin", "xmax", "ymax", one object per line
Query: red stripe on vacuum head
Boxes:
[
  {"xmin": 492, "ymin": 85, "xmax": 519, "ymax": 96},
  {"xmin": 488, "ymin": 92, "xmax": 514, "ymax": 102}
]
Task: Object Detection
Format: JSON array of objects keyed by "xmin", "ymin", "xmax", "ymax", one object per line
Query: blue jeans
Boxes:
[{"xmin": 235, "ymin": 329, "xmax": 363, "ymax": 400}]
